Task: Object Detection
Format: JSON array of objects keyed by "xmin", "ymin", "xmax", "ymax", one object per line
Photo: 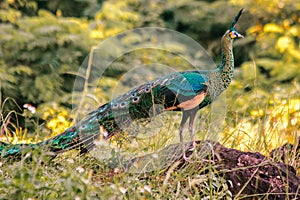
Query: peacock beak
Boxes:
[
  {"xmin": 236, "ymin": 32, "xmax": 244, "ymax": 38},
  {"xmin": 229, "ymin": 30, "xmax": 244, "ymax": 39}
]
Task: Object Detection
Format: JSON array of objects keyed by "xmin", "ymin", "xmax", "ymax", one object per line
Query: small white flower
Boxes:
[
  {"xmin": 75, "ymin": 196, "xmax": 81, "ymax": 200},
  {"xmin": 76, "ymin": 166, "xmax": 85, "ymax": 173},
  {"xmin": 152, "ymin": 153, "xmax": 159, "ymax": 159},
  {"xmin": 119, "ymin": 186, "xmax": 127, "ymax": 194},
  {"xmin": 138, "ymin": 186, "xmax": 145, "ymax": 193},
  {"xmin": 23, "ymin": 104, "xmax": 36, "ymax": 114},
  {"xmin": 144, "ymin": 185, "xmax": 151, "ymax": 193},
  {"xmin": 67, "ymin": 158, "xmax": 74, "ymax": 164},
  {"xmin": 103, "ymin": 131, "xmax": 108, "ymax": 138},
  {"xmin": 114, "ymin": 168, "xmax": 120, "ymax": 173}
]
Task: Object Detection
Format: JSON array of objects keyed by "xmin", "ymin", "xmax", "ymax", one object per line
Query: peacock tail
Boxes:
[{"xmin": 0, "ymin": 9, "xmax": 244, "ymax": 158}]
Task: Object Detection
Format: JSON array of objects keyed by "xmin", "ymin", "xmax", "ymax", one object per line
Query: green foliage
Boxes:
[
  {"xmin": 0, "ymin": 9, "xmax": 95, "ymax": 110},
  {"xmin": 0, "ymin": 0, "xmax": 38, "ymax": 16},
  {"xmin": 0, "ymin": 0, "xmax": 104, "ymax": 18},
  {"xmin": 233, "ymin": 0, "xmax": 300, "ymax": 84},
  {"xmin": 40, "ymin": 0, "xmax": 104, "ymax": 18}
]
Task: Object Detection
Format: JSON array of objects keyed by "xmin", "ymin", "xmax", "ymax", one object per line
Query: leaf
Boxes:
[
  {"xmin": 9, "ymin": 65, "xmax": 33, "ymax": 75},
  {"xmin": 35, "ymin": 25, "xmax": 62, "ymax": 35},
  {"xmin": 0, "ymin": 8, "xmax": 21, "ymax": 23},
  {"xmin": 263, "ymin": 23, "xmax": 284, "ymax": 33},
  {"xmin": 271, "ymin": 63, "xmax": 299, "ymax": 81},
  {"xmin": 276, "ymin": 36, "xmax": 293, "ymax": 53},
  {"xmin": 27, "ymin": 38, "xmax": 57, "ymax": 50},
  {"xmin": 255, "ymin": 58, "xmax": 279, "ymax": 70},
  {"xmin": 241, "ymin": 62, "xmax": 256, "ymax": 80},
  {"xmin": 288, "ymin": 48, "xmax": 300, "ymax": 61}
]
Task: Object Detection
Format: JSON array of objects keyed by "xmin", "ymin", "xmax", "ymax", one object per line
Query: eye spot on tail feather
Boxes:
[
  {"xmin": 112, "ymin": 103, "xmax": 119, "ymax": 109},
  {"xmin": 132, "ymin": 97, "xmax": 140, "ymax": 103},
  {"xmin": 120, "ymin": 102, "xmax": 128, "ymax": 108}
]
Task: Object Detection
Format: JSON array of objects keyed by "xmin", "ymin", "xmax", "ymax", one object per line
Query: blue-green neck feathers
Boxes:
[
  {"xmin": 218, "ymin": 30, "xmax": 234, "ymax": 89},
  {"xmin": 216, "ymin": 8, "xmax": 243, "ymax": 90}
]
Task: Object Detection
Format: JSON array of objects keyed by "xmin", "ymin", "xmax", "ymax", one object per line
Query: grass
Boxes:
[
  {"xmin": 1, "ymin": 135, "xmax": 297, "ymax": 199},
  {"xmin": 0, "ymin": 145, "xmax": 234, "ymax": 199},
  {"xmin": 0, "ymin": 81, "xmax": 299, "ymax": 199}
]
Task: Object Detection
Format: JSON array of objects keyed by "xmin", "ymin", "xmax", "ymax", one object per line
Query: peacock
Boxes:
[{"xmin": 0, "ymin": 9, "xmax": 244, "ymax": 159}]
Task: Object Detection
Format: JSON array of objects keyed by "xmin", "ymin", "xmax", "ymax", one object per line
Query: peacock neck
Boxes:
[{"xmin": 218, "ymin": 33, "xmax": 234, "ymax": 89}]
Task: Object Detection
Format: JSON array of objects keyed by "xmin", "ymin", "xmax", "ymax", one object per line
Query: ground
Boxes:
[{"xmin": 125, "ymin": 140, "xmax": 300, "ymax": 199}]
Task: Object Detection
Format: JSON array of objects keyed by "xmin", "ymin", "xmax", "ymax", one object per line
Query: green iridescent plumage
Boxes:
[{"xmin": 0, "ymin": 9, "xmax": 244, "ymax": 159}]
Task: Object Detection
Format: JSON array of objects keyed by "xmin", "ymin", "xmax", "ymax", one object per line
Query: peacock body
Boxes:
[{"xmin": 0, "ymin": 9, "xmax": 244, "ymax": 158}]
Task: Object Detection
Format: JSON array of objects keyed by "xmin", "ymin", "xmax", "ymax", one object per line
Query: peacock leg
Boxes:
[
  {"xmin": 179, "ymin": 111, "xmax": 189, "ymax": 160},
  {"xmin": 188, "ymin": 108, "xmax": 198, "ymax": 156}
]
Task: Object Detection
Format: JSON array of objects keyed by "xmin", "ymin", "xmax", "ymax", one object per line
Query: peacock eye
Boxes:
[
  {"xmin": 112, "ymin": 103, "xmax": 119, "ymax": 109},
  {"xmin": 120, "ymin": 102, "xmax": 127, "ymax": 108},
  {"xmin": 229, "ymin": 31, "xmax": 236, "ymax": 38},
  {"xmin": 132, "ymin": 97, "xmax": 139, "ymax": 103},
  {"xmin": 145, "ymin": 86, "xmax": 151, "ymax": 93},
  {"xmin": 229, "ymin": 30, "xmax": 243, "ymax": 39}
]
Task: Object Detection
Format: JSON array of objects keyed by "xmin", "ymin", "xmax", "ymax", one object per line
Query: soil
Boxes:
[
  {"xmin": 209, "ymin": 142, "xmax": 299, "ymax": 199},
  {"xmin": 126, "ymin": 140, "xmax": 300, "ymax": 199}
]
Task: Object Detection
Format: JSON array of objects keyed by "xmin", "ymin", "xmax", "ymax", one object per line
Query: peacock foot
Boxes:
[{"xmin": 182, "ymin": 141, "xmax": 197, "ymax": 163}]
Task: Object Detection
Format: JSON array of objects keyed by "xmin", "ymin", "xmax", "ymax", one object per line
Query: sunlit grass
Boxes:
[{"xmin": 222, "ymin": 97, "xmax": 299, "ymax": 155}]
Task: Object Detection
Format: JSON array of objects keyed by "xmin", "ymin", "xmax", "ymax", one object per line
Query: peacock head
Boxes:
[
  {"xmin": 228, "ymin": 28, "xmax": 244, "ymax": 39},
  {"xmin": 228, "ymin": 8, "xmax": 244, "ymax": 40}
]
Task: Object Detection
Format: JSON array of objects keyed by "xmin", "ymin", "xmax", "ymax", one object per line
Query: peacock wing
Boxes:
[
  {"xmin": 155, "ymin": 72, "xmax": 208, "ymax": 111},
  {"xmin": 164, "ymin": 72, "xmax": 208, "ymax": 95}
]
